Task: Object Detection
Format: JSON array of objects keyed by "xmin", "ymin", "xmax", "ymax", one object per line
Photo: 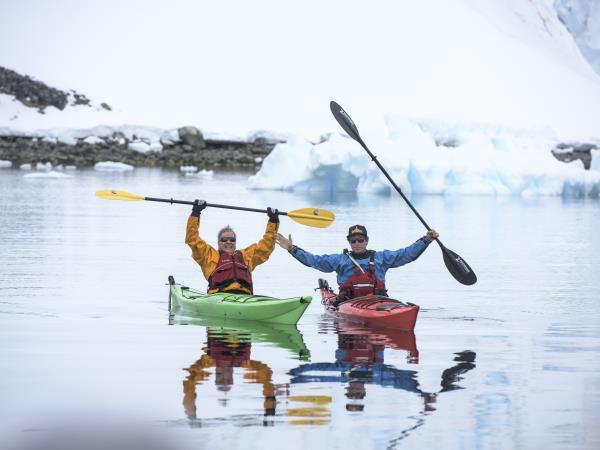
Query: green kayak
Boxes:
[{"xmin": 168, "ymin": 276, "xmax": 312, "ymax": 325}]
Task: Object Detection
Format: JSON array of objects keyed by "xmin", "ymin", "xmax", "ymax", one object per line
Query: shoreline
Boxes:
[{"xmin": 0, "ymin": 132, "xmax": 279, "ymax": 170}]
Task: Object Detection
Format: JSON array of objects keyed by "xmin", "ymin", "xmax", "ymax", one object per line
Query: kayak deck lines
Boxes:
[{"xmin": 182, "ymin": 289, "xmax": 310, "ymax": 304}]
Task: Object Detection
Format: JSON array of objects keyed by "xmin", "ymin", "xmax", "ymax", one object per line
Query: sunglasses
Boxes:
[
  {"xmin": 220, "ymin": 237, "xmax": 236, "ymax": 243},
  {"xmin": 349, "ymin": 237, "xmax": 366, "ymax": 244}
]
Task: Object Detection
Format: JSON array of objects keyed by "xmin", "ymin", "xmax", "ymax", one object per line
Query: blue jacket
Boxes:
[{"xmin": 289, "ymin": 238, "xmax": 431, "ymax": 286}]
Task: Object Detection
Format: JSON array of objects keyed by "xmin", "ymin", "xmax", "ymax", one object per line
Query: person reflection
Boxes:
[
  {"xmin": 182, "ymin": 328, "xmax": 278, "ymax": 421},
  {"xmin": 289, "ymin": 323, "xmax": 476, "ymax": 414}
]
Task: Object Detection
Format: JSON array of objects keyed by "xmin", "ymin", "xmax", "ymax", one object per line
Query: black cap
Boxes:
[{"xmin": 347, "ymin": 224, "xmax": 368, "ymax": 239}]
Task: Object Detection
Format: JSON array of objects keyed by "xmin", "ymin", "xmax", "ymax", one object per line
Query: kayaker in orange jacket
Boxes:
[{"xmin": 185, "ymin": 200, "xmax": 279, "ymax": 294}]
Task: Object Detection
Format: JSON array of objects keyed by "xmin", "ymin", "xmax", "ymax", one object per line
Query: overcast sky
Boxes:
[{"xmin": 2, "ymin": 0, "xmax": 600, "ymax": 137}]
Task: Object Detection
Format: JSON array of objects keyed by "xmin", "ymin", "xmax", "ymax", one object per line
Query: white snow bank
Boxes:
[
  {"xmin": 24, "ymin": 171, "xmax": 72, "ymax": 179},
  {"xmin": 94, "ymin": 161, "xmax": 134, "ymax": 172},
  {"xmin": 83, "ymin": 136, "xmax": 105, "ymax": 144},
  {"xmin": 128, "ymin": 142, "xmax": 151, "ymax": 153},
  {"xmin": 249, "ymin": 119, "xmax": 600, "ymax": 197},
  {"xmin": 0, "ymin": 160, "xmax": 12, "ymax": 168}
]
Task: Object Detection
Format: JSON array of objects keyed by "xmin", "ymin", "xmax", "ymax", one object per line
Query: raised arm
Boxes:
[
  {"xmin": 185, "ymin": 214, "xmax": 219, "ymax": 278},
  {"xmin": 381, "ymin": 231, "xmax": 438, "ymax": 268},
  {"xmin": 242, "ymin": 213, "xmax": 280, "ymax": 271}
]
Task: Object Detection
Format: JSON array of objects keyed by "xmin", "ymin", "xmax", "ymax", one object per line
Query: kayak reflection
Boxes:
[
  {"xmin": 174, "ymin": 317, "xmax": 311, "ymax": 423},
  {"xmin": 289, "ymin": 319, "xmax": 476, "ymax": 415}
]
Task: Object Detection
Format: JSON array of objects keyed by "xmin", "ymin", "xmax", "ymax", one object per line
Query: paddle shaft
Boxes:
[
  {"xmin": 144, "ymin": 196, "xmax": 291, "ymax": 216},
  {"xmin": 330, "ymin": 101, "xmax": 476, "ymax": 284}
]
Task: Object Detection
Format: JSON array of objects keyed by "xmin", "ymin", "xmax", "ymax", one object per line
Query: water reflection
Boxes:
[
  {"xmin": 172, "ymin": 317, "xmax": 311, "ymax": 426},
  {"xmin": 290, "ymin": 319, "xmax": 476, "ymax": 420}
]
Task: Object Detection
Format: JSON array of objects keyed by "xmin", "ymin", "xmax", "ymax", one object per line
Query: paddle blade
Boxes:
[
  {"xmin": 440, "ymin": 244, "xmax": 477, "ymax": 285},
  {"xmin": 287, "ymin": 208, "xmax": 335, "ymax": 228},
  {"xmin": 95, "ymin": 189, "xmax": 145, "ymax": 201},
  {"xmin": 330, "ymin": 101, "xmax": 362, "ymax": 143}
]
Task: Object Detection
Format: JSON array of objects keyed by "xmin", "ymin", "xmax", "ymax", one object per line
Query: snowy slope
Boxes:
[
  {"xmin": 555, "ymin": 0, "xmax": 600, "ymax": 75},
  {"xmin": 1, "ymin": 0, "xmax": 599, "ymax": 136}
]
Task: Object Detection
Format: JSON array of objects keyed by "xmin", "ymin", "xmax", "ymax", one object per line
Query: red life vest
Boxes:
[
  {"xmin": 208, "ymin": 251, "xmax": 254, "ymax": 293},
  {"xmin": 338, "ymin": 251, "xmax": 387, "ymax": 300}
]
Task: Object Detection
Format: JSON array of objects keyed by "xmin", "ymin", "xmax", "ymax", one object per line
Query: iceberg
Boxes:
[{"xmin": 249, "ymin": 118, "xmax": 600, "ymax": 197}]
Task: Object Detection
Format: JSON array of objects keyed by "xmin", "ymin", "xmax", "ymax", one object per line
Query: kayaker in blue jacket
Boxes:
[{"xmin": 275, "ymin": 224, "xmax": 439, "ymax": 304}]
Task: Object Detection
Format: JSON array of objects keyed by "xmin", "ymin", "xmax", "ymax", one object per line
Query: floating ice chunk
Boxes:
[
  {"xmin": 180, "ymin": 166, "xmax": 198, "ymax": 173},
  {"xmin": 20, "ymin": 163, "xmax": 32, "ymax": 170},
  {"xmin": 94, "ymin": 161, "xmax": 134, "ymax": 171},
  {"xmin": 197, "ymin": 169, "xmax": 214, "ymax": 178},
  {"xmin": 0, "ymin": 160, "xmax": 12, "ymax": 168},
  {"xmin": 36, "ymin": 162, "xmax": 52, "ymax": 171},
  {"xmin": 24, "ymin": 171, "xmax": 72, "ymax": 179},
  {"xmin": 65, "ymin": 165, "xmax": 77, "ymax": 170}
]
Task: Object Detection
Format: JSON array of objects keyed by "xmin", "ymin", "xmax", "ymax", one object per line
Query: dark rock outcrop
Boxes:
[
  {"xmin": 0, "ymin": 66, "xmax": 68, "ymax": 112},
  {"xmin": 551, "ymin": 142, "xmax": 598, "ymax": 170},
  {"xmin": 0, "ymin": 65, "xmax": 111, "ymax": 112},
  {"xmin": 178, "ymin": 126, "xmax": 206, "ymax": 149}
]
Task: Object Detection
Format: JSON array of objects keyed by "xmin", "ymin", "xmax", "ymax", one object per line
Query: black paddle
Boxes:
[{"xmin": 329, "ymin": 101, "xmax": 477, "ymax": 285}]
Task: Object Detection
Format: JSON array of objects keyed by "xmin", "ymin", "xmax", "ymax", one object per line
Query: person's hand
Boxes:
[
  {"xmin": 267, "ymin": 207, "xmax": 280, "ymax": 223},
  {"xmin": 275, "ymin": 233, "xmax": 293, "ymax": 251},
  {"xmin": 191, "ymin": 199, "xmax": 207, "ymax": 217},
  {"xmin": 425, "ymin": 229, "xmax": 439, "ymax": 242}
]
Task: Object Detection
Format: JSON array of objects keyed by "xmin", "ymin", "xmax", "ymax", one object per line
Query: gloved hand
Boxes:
[
  {"xmin": 424, "ymin": 229, "xmax": 439, "ymax": 242},
  {"xmin": 267, "ymin": 207, "xmax": 279, "ymax": 223},
  {"xmin": 191, "ymin": 199, "xmax": 207, "ymax": 217}
]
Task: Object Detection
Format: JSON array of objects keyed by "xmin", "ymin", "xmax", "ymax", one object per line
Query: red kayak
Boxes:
[{"xmin": 318, "ymin": 279, "xmax": 419, "ymax": 331}]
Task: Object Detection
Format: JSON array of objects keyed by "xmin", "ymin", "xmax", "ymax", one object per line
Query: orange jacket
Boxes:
[{"xmin": 185, "ymin": 215, "xmax": 278, "ymax": 293}]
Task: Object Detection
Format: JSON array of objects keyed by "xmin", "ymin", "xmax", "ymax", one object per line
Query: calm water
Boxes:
[{"xmin": 1, "ymin": 168, "xmax": 599, "ymax": 450}]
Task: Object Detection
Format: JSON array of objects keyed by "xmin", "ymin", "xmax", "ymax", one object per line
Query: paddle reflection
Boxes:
[
  {"xmin": 289, "ymin": 319, "xmax": 476, "ymax": 418},
  {"xmin": 173, "ymin": 317, "xmax": 311, "ymax": 425}
]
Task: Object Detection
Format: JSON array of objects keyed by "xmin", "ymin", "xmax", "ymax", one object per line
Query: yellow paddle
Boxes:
[{"xmin": 95, "ymin": 189, "xmax": 335, "ymax": 228}]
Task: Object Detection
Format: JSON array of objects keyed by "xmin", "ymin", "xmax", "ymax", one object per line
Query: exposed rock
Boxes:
[
  {"xmin": 551, "ymin": 142, "xmax": 598, "ymax": 170},
  {"xmin": 178, "ymin": 126, "xmax": 206, "ymax": 149},
  {"xmin": 0, "ymin": 66, "xmax": 67, "ymax": 111}
]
